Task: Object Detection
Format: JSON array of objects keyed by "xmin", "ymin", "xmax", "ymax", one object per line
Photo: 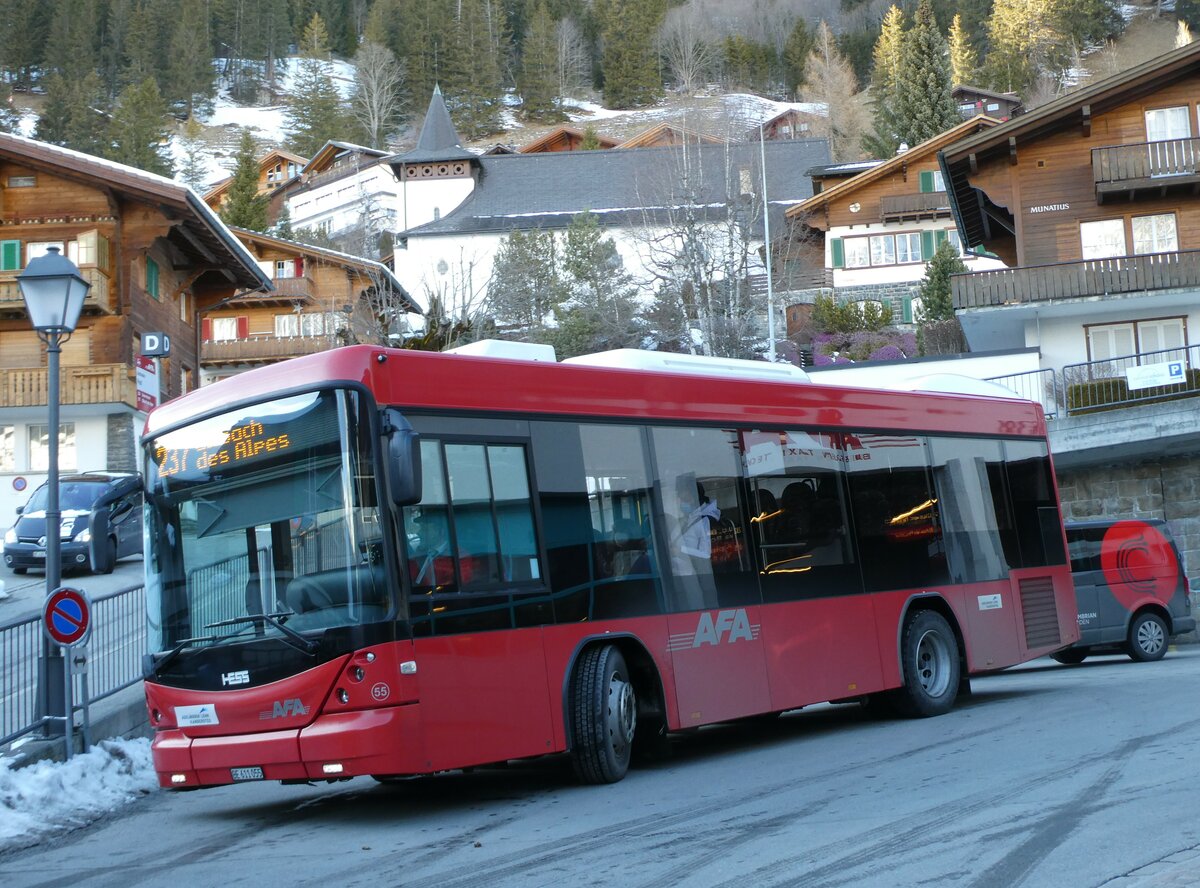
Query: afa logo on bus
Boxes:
[{"xmin": 668, "ymin": 609, "xmax": 762, "ymax": 651}]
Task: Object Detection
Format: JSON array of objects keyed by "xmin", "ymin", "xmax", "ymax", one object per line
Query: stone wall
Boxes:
[
  {"xmin": 105, "ymin": 413, "xmax": 137, "ymax": 472},
  {"xmin": 1057, "ymin": 455, "xmax": 1200, "ymax": 638}
]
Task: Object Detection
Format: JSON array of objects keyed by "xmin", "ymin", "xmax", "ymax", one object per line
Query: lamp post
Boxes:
[{"xmin": 18, "ymin": 246, "xmax": 90, "ymax": 737}]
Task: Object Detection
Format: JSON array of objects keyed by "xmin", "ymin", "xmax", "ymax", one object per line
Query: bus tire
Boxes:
[
  {"xmin": 1127, "ymin": 611, "xmax": 1168, "ymax": 662},
  {"xmin": 569, "ymin": 644, "xmax": 636, "ymax": 784},
  {"xmin": 894, "ymin": 610, "xmax": 960, "ymax": 717},
  {"xmin": 1050, "ymin": 648, "xmax": 1088, "ymax": 665}
]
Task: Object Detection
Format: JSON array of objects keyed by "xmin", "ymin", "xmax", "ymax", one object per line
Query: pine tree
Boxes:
[
  {"xmin": 579, "ymin": 125, "xmax": 602, "ymax": 150},
  {"xmin": 177, "ymin": 116, "xmax": 210, "ymax": 191},
  {"xmin": 273, "ymin": 203, "xmax": 295, "ymax": 240},
  {"xmin": 106, "ymin": 77, "xmax": 174, "ymax": 176},
  {"xmin": 285, "ymin": 14, "xmax": 349, "ymax": 157},
  {"xmin": 596, "ymin": 0, "xmax": 664, "ymax": 108},
  {"xmin": 488, "ymin": 228, "xmax": 565, "ymax": 332},
  {"xmin": 917, "ymin": 239, "xmax": 967, "ymax": 323},
  {"xmin": 520, "ymin": 0, "xmax": 563, "ymax": 121},
  {"xmin": 894, "ymin": 0, "xmax": 959, "ymax": 145},
  {"xmin": 864, "ymin": 5, "xmax": 906, "ymax": 157},
  {"xmin": 442, "ymin": 0, "xmax": 509, "ymax": 139},
  {"xmin": 220, "ymin": 130, "xmax": 270, "ymax": 232},
  {"xmin": 35, "ymin": 71, "xmax": 108, "ymax": 156},
  {"xmin": 985, "ymin": 0, "xmax": 1066, "ymax": 95},
  {"xmin": 3, "ymin": 0, "xmax": 49, "ymax": 87},
  {"xmin": 44, "ymin": 0, "xmax": 100, "ymax": 80},
  {"xmin": 782, "ymin": 17, "xmax": 814, "ymax": 97},
  {"xmin": 166, "ymin": 0, "xmax": 215, "ymax": 116},
  {"xmin": 948, "ymin": 14, "xmax": 977, "ymax": 87},
  {"xmin": 561, "ymin": 211, "xmax": 641, "ymax": 350},
  {"xmin": 799, "ymin": 22, "xmax": 870, "ymax": 163}
]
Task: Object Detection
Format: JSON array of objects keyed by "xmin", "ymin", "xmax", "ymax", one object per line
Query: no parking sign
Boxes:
[{"xmin": 43, "ymin": 586, "xmax": 92, "ymax": 648}]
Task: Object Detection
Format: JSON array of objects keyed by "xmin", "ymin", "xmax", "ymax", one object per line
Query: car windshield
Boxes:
[
  {"xmin": 23, "ymin": 481, "xmax": 109, "ymax": 513},
  {"xmin": 142, "ymin": 388, "xmax": 394, "ymax": 653}
]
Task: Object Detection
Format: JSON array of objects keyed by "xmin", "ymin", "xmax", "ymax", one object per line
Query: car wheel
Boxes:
[
  {"xmin": 13, "ymin": 567, "xmax": 27, "ymax": 575},
  {"xmin": 893, "ymin": 609, "xmax": 961, "ymax": 717},
  {"xmin": 1050, "ymin": 648, "xmax": 1088, "ymax": 665},
  {"xmin": 93, "ymin": 537, "xmax": 117, "ymax": 574},
  {"xmin": 1127, "ymin": 611, "xmax": 1168, "ymax": 662},
  {"xmin": 569, "ymin": 644, "xmax": 637, "ymax": 784}
]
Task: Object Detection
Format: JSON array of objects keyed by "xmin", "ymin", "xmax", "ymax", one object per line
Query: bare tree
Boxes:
[
  {"xmin": 352, "ymin": 41, "xmax": 406, "ymax": 150},
  {"xmin": 799, "ymin": 22, "xmax": 870, "ymax": 163},
  {"xmin": 555, "ymin": 17, "xmax": 591, "ymax": 102},
  {"xmin": 630, "ymin": 138, "xmax": 769, "ymax": 358},
  {"xmin": 659, "ymin": 5, "xmax": 717, "ymax": 94}
]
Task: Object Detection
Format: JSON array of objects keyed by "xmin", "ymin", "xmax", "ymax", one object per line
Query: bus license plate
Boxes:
[{"xmin": 231, "ymin": 767, "xmax": 264, "ymax": 782}]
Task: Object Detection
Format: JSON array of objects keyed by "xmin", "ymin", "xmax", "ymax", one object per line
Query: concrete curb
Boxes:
[{"xmin": 3, "ymin": 684, "xmax": 150, "ymax": 770}]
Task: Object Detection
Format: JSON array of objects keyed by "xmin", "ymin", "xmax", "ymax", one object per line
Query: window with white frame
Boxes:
[
  {"xmin": 1088, "ymin": 317, "xmax": 1186, "ymax": 364},
  {"xmin": 1145, "ymin": 106, "xmax": 1191, "ymax": 141},
  {"xmin": 27, "ymin": 241, "xmax": 65, "ymax": 262},
  {"xmin": 300, "ymin": 312, "xmax": 327, "ymax": 336},
  {"xmin": 896, "ymin": 232, "xmax": 922, "ymax": 263},
  {"xmin": 1132, "ymin": 213, "xmax": 1178, "ymax": 254},
  {"xmin": 1080, "ymin": 219, "xmax": 1126, "ymax": 259},
  {"xmin": 1137, "ymin": 318, "xmax": 1186, "ymax": 358},
  {"xmin": 275, "ymin": 313, "xmax": 299, "ymax": 337},
  {"xmin": 844, "ymin": 237, "xmax": 870, "ymax": 268},
  {"xmin": 275, "ymin": 259, "xmax": 297, "ymax": 279},
  {"xmin": 29, "ymin": 423, "xmax": 76, "ymax": 472},
  {"xmin": 0, "ymin": 425, "xmax": 13, "ymax": 471},
  {"xmin": 211, "ymin": 317, "xmax": 239, "ymax": 341},
  {"xmin": 946, "ymin": 229, "xmax": 963, "ymax": 254},
  {"xmin": 869, "ymin": 234, "xmax": 896, "ymax": 266}
]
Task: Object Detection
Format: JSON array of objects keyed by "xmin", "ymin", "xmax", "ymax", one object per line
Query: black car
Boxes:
[
  {"xmin": 1053, "ymin": 518, "xmax": 1196, "ymax": 663},
  {"xmin": 3, "ymin": 472, "xmax": 143, "ymax": 575}
]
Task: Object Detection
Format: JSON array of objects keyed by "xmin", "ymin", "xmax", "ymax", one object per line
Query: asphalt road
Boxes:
[
  {"xmin": 3, "ymin": 646, "xmax": 1200, "ymax": 888},
  {"xmin": 0, "ymin": 556, "xmax": 145, "ymax": 624}
]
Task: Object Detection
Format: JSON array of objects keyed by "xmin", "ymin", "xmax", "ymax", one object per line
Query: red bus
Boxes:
[{"xmin": 141, "ymin": 344, "xmax": 1078, "ymax": 789}]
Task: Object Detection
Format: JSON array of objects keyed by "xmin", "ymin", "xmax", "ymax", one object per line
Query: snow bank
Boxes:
[{"xmin": 0, "ymin": 738, "xmax": 157, "ymax": 851}]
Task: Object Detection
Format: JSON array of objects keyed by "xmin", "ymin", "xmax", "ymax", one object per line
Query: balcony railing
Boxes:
[
  {"xmin": 1062, "ymin": 344, "xmax": 1200, "ymax": 415},
  {"xmin": 201, "ymin": 334, "xmax": 333, "ymax": 363},
  {"xmin": 984, "ymin": 368, "xmax": 1060, "ymax": 419},
  {"xmin": 0, "ymin": 266, "xmax": 114, "ymax": 314},
  {"xmin": 268, "ymin": 276, "xmax": 316, "ymax": 299},
  {"xmin": 952, "ymin": 250, "xmax": 1200, "ymax": 310},
  {"xmin": 879, "ymin": 191, "xmax": 950, "ymax": 221},
  {"xmin": 0, "ymin": 363, "xmax": 136, "ymax": 409},
  {"xmin": 1093, "ymin": 138, "xmax": 1200, "ymax": 194}
]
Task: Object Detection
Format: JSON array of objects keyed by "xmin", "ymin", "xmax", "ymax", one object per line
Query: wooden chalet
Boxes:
[
  {"xmin": 952, "ymin": 85, "xmax": 1023, "ymax": 122},
  {"xmin": 752, "ymin": 107, "xmax": 822, "ymax": 141},
  {"xmin": 202, "ymin": 146, "xmax": 308, "ymax": 212},
  {"xmin": 201, "ymin": 229, "xmax": 419, "ymax": 383},
  {"xmin": 618, "ymin": 124, "xmax": 725, "ymax": 149},
  {"xmin": 0, "ymin": 132, "xmax": 270, "ymax": 513},
  {"xmin": 519, "ymin": 127, "xmax": 620, "ymax": 153}
]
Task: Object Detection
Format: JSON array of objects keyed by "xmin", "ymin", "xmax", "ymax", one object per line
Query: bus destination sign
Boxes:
[{"xmin": 154, "ymin": 419, "xmax": 292, "ymax": 479}]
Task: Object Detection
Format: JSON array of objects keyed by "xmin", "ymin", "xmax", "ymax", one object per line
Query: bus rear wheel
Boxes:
[
  {"xmin": 569, "ymin": 644, "xmax": 637, "ymax": 784},
  {"xmin": 1050, "ymin": 648, "xmax": 1088, "ymax": 665},
  {"xmin": 895, "ymin": 610, "xmax": 960, "ymax": 717}
]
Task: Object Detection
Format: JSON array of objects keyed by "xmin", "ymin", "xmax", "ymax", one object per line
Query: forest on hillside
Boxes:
[{"xmin": 0, "ymin": 0, "xmax": 1182, "ymax": 177}]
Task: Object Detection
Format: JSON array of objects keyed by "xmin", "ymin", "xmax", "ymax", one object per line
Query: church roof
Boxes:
[
  {"xmin": 391, "ymin": 85, "xmax": 477, "ymax": 165},
  {"xmin": 401, "ymin": 137, "xmax": 830, "ymax": 240}
]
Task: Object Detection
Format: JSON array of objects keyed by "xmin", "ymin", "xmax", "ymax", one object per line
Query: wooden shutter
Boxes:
[
  {"xmin": 830, "ymin": 238, "xmax": 845, "ymax": 269},
  {"xmin": 201, "ymin": 318, "xmax": 212, "ymax": 340},
  {"xmin": 919, "ymin": 170, "xmax": 935, "ymax": 193},
  {"xmin": 920, "ymin": 230, "xmax": 935, "ymax": 260},
  {"xmin": 295, "ymin": 257, "xmax": 304, "ymax": 276},
  {"xmin": 146, "ymin": 258, "xmax": 160, "ymax": 298},
  {"xmin": 0, "ymin": 240, "xmax": 20, "ymax": 271},
  {"xmin": 236, "ymin": 316, "xmax": 249, "ymax": 339}
]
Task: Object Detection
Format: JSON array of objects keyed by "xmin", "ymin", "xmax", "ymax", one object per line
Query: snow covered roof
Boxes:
[
  {"xmin": 401, "ymin": 137, "xmax": 830, "ymax": 239},
  {"xmin": 0, "ymin": 132, "xmax": 271, "ymax": 290}
]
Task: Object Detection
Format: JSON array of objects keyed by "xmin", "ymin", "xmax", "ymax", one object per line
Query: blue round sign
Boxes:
[{"xmin": 43, "ymin": 586, "xmax": 91, "ymax": 648}]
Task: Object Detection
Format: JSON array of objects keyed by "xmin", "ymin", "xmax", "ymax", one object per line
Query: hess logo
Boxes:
[{"xmin": 221, "ymin": 670, "xmax": 250, "ymax": 686}]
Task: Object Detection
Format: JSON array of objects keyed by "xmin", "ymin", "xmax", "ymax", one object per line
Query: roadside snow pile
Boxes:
[{"xmin": 0, "ymin": 738, "xmax": 157, "ymax": 851}]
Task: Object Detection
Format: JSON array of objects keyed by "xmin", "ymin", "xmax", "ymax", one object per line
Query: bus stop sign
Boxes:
[{"xmin": 43, "ymin": 586, "xmax": 92, "ymax": 648}]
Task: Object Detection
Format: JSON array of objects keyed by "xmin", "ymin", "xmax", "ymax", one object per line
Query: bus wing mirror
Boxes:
[{"xmin": 382, "ymin": 408, "xmax": 422, "ymax": 506}]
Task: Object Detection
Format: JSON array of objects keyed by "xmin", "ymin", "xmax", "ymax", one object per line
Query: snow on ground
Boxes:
[{"xmin": 0, "ymin": 738, "xmax": 157, "ymax": 852}]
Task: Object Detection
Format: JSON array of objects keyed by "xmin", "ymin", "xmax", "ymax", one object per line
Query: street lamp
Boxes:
[{"xmin": 18, "ymin": 246, "xmax": 90, "ymax": 738}]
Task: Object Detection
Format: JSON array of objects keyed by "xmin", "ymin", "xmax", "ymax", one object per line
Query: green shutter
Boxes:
[
  {"xmin": 920, "ymin": 230, "xmax": 935, "ymax": 260},
  {"xmin": 0, "ymin": 240, "xmax": 19, "ymax": 271},
  {"xmin": 902, "ymin": 296, "xmax": 913, "ymax": 324},
  {"xmin": 919, "ymin": 170, "xmax": 935, "ymax": 193},
  {"xmin": 935, "ymin": 230, "xmax": 948, "ymax": 248},
  {"xmin": 831, "ymin": 237, "xmax": 845, "ymax": 269},
  {"xmin": 147, "ymin": 258, "xmax": 159, "ymax": 299}
]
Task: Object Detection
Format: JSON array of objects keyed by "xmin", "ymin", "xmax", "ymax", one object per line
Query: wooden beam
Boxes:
[
  {"xmin": 1082, "ymin": 104, "xmax": 1091, "ymax": 138},
  {"xmin": 172, "ymin": 222, "xmax": 218, "ymax": 264},
  {"xmin": 1008, "ymin": 137, "xmax": 1018, "ymax": 165},
  {"xmin": 969, "ymin": 153, "xmax": 978, "ymax": 174}
]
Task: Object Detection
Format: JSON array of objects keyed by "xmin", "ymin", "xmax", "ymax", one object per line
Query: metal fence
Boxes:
[
  {"xmin": 985, "ymin": 368, "xmax": 1061, "ymax": 419},
  {"xmin": 0, "ymin": 583, "xmax": 145, "ymax": 748},
  {"xmin": 1061, "ymin": 344, "xmax": 1200, "ymax": 415}
]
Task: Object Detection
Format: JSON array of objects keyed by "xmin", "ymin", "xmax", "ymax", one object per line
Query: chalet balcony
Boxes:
[
  {"xmin": 0, "ymin": 266, "xmax": 115, "ymax": 315},
  {"xmin": 201, "ymin": 333, "xmax": 332, "ymax": 364},
  {"xmin": 951, "ymin": 250, "xmax": 1200, "ymax": 310},
  {"xmin": 1092, "ymin": 138, "xmax": 1200, "ymax": 201},
  {"xmin": 0, "ymin": 363, "xmax": 137, "ymax": 409},
  {"xmin": 878, "ymin": 191, "xmax": 951, "ymax": 222},
  {"xmin": 268, "ymin": 276, "xmax": 316, "ymax": 299}
]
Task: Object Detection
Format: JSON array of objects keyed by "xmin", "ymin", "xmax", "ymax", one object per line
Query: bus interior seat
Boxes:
[{"xmin": 286, "ymin": 563, "xmax": 388, "ymax": 615}]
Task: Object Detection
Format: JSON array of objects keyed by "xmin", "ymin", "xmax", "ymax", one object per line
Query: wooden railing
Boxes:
[
  {"xmin": 202, "ymin": 334, "xmax": 332, "ymax": 363},
  {"xmin": 1093, "ymin": 138, "xmax": 1200, "ymax": 186},
  {"xmin": 0, "ymin": 266, "xmax": 114, "ymax": 313},
  {"xmin": 0, "ymin": 363, "xmax": 137, "ymax": 408},
  {"xmin": 268, "ymin": 276, "xmax": 316, "ymax": 299},
  {"xmin": 952, "ymin": 250, "xmax": 1200, "ymax": 309},
  {"xmin": 879, "ymin": 191, "xmax": 950, "ymax": 220}
]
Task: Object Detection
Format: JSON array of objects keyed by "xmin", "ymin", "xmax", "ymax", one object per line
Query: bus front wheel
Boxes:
[
  {"xmin": 895, "ymin": 610, "xmax": 960, "ymax": 717},
  {"xmin": 569, "ymin": 644, "xmax": 637, "ymax": 784}
]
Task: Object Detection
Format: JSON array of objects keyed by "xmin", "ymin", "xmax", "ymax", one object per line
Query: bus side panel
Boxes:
[
  {"xmin": 668, "ymin": 607, "xmax": 771, "ymax": 725},
  {"xmin": 541, "ymin": 618, "xmax": 676, "ymax": 747},
  {"xmin": 761, "ymin": 597, "xmax": 887, "ymax": 711},
  {"xmin": 957, "ymin": 579, "xmax": 1022, "ymax": 671},
  {"xmin": 413, "ymin": 628, "xmax": 556, "ymax": 771}
]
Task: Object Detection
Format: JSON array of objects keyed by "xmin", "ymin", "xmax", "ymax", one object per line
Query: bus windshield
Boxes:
[{"xmin": 143, "ymin": 388, "xmax": 392, "ymax": 653}]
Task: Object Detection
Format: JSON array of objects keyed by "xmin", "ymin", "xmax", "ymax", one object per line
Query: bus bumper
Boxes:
[{"xmin": 153, "ymin": 703, "xmax": 424, "ymax": 789}]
